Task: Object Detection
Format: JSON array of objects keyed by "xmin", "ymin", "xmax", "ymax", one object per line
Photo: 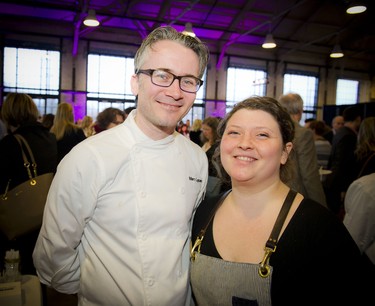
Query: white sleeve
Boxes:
[
  {"xmin": 344, "ymin": 176, "xmax": 375, "ymax": 256},
  {"xmin": 33, "ymin": 145, "xmax": 100, "ymax": 294}
]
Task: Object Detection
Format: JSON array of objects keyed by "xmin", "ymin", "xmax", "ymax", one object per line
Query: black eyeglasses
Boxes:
[{"xmin": 136, "ymin": 69, "xmax": 203, "ymax": 93}]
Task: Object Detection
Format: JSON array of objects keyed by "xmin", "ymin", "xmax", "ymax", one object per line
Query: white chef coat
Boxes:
[{"xmin": 33, "ymin": 110, "xmax": 208, "ymax": 306}]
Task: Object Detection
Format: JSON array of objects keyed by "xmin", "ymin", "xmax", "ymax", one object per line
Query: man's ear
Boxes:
[{"xmin": 131, "ymin": 74, "xmax": 139, "ymax": 96}]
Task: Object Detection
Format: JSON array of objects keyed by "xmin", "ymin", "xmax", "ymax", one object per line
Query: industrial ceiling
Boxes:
[{"xmin": 0, "ymin": 0, "xmax": 374, "ymax": 74}]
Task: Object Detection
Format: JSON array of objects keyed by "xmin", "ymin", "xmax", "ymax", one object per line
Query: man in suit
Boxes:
[
  {"xmin": 279, "ymin": 92, "xmax": 327, "ymax": 208},
  {"xmin": 324, "ymin": 106, "xmax": 362, "ymax": 216},
  {"xmin": 323, "ymin": 115, "xmax": 344, "ymax": 144}
]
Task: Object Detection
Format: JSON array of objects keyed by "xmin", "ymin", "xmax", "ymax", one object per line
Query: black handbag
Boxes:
[{"xmin": 0, "ymin": 134, "xmax": 54, "ymax": 240}]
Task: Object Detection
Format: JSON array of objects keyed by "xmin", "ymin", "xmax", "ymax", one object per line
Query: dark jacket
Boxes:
[
  {"xmin": 0, "ymin": 122, "xmax": 58, "ymax": 192},
  {"xmin": 0, "ymin": 122, "xmax": 58, "ymax": 275},
  {"xmin": 56, "ymin": 128, "xmax": 86, "ymax": 164}
]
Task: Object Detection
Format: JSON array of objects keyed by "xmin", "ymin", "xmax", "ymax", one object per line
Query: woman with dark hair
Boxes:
[
  {"xmin": 190, "ymin": 96, "xmax": 367, "ymax": 305},
  {"xmin": 93, "ymin": 107, "xmax": 125, "ymax": 133},
  {"xmin": 0, "ymin": 93, "xmax": 58, "ymax": 275}
]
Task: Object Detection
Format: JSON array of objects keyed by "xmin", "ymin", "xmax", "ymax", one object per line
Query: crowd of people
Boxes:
[{"xmin": 0, "ymin": 25, "xmax": 373, "ymax": 306}]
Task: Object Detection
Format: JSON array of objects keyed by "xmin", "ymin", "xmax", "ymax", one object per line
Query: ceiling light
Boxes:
[
  {"xmin": 182, "ymin": 22, "xmax": 196, "ymax": 37},
  {"xmin": 346, "ymin": 3, "xmax": 367, "ymax": 14},
  {"xmin": 262, "ymin": 34, "xmax": 276, "ymax": 49},
  {"xmin": 84, "ymin": 9, "xmax": 100, "ymax": 27},
  {"xmin": 330, "ymin": 44, "xmax": 344, "ymax": 58}
]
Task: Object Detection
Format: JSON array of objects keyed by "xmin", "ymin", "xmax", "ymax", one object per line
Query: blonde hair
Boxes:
[
  {"xmin": 80, "ymin": 115, "xmax": 95, "ymax": 137},
  {"xmin": 50, "ymin": 103, "xmax": 79, "ymax": 140},
  {"xmin": 191, "ymin": 119, "xmax": 202, "ymax": 132},
  {"xmin": 356, "ymin": 117, "xmax": 375, "ymax": 160}
]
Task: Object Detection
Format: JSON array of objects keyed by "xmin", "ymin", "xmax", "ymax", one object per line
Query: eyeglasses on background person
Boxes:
[{"xmin": 136, "ymin": 69, "xmax": 203, "ymax": 93}]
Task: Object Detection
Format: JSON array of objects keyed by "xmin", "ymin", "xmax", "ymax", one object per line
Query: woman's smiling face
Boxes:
[{"xmin": 220, "ymin": 108, "xmax": 291, "ymax": 185}]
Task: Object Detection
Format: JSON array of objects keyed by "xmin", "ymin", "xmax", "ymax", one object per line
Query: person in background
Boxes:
[
  {"xmin": 303, "ymin": 117, "xmax": 315, "ymax": 128},
  {"xmin": 190, "ymin": 96, "xmax": 367, "ymax": 305},
  {"xmin": 179, "ymin": 123, "xmax": 190, "ymax": 138},
  {"xmin": 41, "ymin": 113, "xmax": 55, "ymax": 131},
  {"xmin": 33, "ymin": 25, "xmax": 210, "ymax": 305},
  {"xmin": 308, "ymin": 120, "xmax": 332, "ymax": 169},
  {"xmin": 79, "ymin": 115, "xmax": 96, "ymax": 137},
  {"xmin": 189, "ymin": 118, "xmax": 203, "ymax": 146},
  {"xmin": 324, "ymin": 106, "xmax": 362, "ymax": 217},
  {"xmin": 50, "ymin": 103, "xmax": 86, "ymax": 164},
  {"xmin": 0, "ymin": 93, "xmax": 57, "ymax": 276},
  {"xmin": 278, "ymin": 92, "xmax": 327, "ymax": 208},
  {"xmin": 185, "ymin": 119, "xmax": 191, "ymax": 131},
  {"xmin": 201, "ymin": 116, "xmax": 220, "ymax": 153},
  {"xmin": 201, "ymin": 116, "xmax": 222, "ymax": 197},
  {"xmin": 124, "ymin": 106, "xmax": 136, "ymax": 119},
  {"xmin": 0, "ymin": 105, "xmax": 7, "ymax": 140},
  {"xmin": 93, "ymin": 107, "xmax": 125, "ymax": 133},
  {"xmin": 355, "ymin": 116, "xmax": 375, "ymax": 178},
  {"xmin": 323, "ymin": 115, "xmax": 344, "ymax": 144},
  {"xmin": 344, "ymin": 173, "xmax": 375, "ymax": 272}
]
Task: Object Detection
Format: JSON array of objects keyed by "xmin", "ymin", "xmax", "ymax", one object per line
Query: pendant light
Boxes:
[
  {"xmin": 346, "ymin": 2, "xmax": 367, "ymax": 14},
  {"xmin": 182, "ymin": 23, "xmax": 196, "ymax": 37},
  {"xmin": 262, "ymin": 33, "xmax": 276, "ymax": 49},
  {"xmin": 84, "ymin": 9, "xmax": 100, "ymax": 27},
  {"xmin": 330, "ymin": 44, "xmax": 344, "ymax": 58}
]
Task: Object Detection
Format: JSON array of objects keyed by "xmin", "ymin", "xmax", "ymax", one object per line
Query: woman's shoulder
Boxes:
[{"xmin": 285, "ymin": 198, "xmax": 358, "ymax": 250}]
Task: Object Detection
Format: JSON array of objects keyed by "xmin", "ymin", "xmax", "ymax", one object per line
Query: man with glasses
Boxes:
[{"xmin": 33, "ymin": 26, "xmax": 210, "ymax": 305}]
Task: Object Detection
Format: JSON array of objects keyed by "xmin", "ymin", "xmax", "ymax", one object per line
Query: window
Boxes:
[
  {"xmin": 3, "ymin": 47, "xmax": 60, "ymax": 115},
  {"xmin": 226, "ymin": 67, "xmax": 267, "ymax": 113},
  {"xmin": 336, "ymin": 79, "xmax": 359, "ymax": 105},
  {"xmin": 283, "ymin": 73, "xmax": 318, "ymax": 123},
  {"xmin": 87, "ymin": 54, "xmax": 135, "ymax": 120}
]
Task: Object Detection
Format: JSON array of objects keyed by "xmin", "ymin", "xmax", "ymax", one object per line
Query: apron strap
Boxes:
[
  {"xmin": 191, "ymin": 190, "xmax": 231, "ymax": 260},
  {"xmin": 259, "ymin": 189, "xmax": 297, "ymax": 277}
]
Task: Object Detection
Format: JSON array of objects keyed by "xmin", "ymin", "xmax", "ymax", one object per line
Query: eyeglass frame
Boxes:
[{"xmin": 136, "ymin": 69, "xmax": 204, "ymax": 93}]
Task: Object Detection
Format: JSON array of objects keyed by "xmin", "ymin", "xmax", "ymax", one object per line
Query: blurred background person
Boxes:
[
  {"xmin": 93, "ymin": 107, "xmax": 125, "ymax": 133},
  {"xmin": 185, "ymin": 119, "xmax": 191, "ymax": 131},
  {"xmin": 124, "ymin": 106, "xmax": 136, "ymax": 120},
  {"xmin": 50, "ymin": 102, "xmax": 86, "ymax": 163},
  {"xmin": 41, "ymin": 113, "xmax": 55, "ymax": 131},
  {"xmin": 344, "ymin": 172, "xmax": 375, "ymax": 288},
  {"xmin": 324, "ymin": 106, "xmax": 362, "ymax": 218},
  {"xmin": 304, "ymin": 117, "xmax": 315, "ymax": 128},
  {"xmin": 201, "ymin": 116, "xmax": 220, "ymax": 153},
  {"xmin": 79, "ymin": 115, "xmax": 96, "ymax": 138},
  {"xmin": 355, "ymin": 116, "xmax": 375, "ymax": 178},
  {"xmin": 179, "ymin": 123, "xmax": 190, "ymax": 138},
  {"xmin": 189, "ymin": 118, "xmax": 203, "ymax": 146},
  {"xmin": 324, "ymin": 115, "xmax": 344, "ymax": 144},
  {"xmin": 0, "ymin": 105, "xmax": 7, "ymax": 140},
  {"xmin": 279, "ymin": 92, "xmax": 327, "ymax": 208},
  {"xmin": 201, "ymin": 116, "xmax": 223, "ymax": 197},
  {"xmin": 309, "ymin": 120, "xmax": 332, "ymax": 169},
  {"xmin": 0, "ymin": 93, "xmax": 58, "ymax": 275}
]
